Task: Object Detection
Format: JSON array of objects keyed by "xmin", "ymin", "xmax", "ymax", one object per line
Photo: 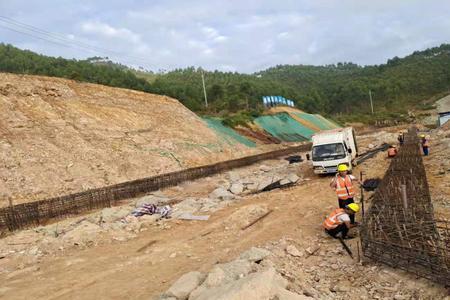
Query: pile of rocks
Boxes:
[
  {"xmin": 0, "ymin": 192, "xmax": 175, "ymax": 259},
  {"xmin": 262, "ymin": 236, "xmax": 447, "ymax": 300},
  {"xmin": 357, "ymin": 131, "xmax": 398, "ymax": 153},
  {"xmin": 158, "ymin": 247, "xmax": 311, "ymax": 300},
  {"xmin": 170, "ymin": 162, "xmax": 302, "ymax": 219},
  {"xmin": 158, "ymin": 235, "xmax": 448, "ymax": 300},
  {"xmin": 211, "ymin": 164, "xmax": 302, "ymax": 198}
]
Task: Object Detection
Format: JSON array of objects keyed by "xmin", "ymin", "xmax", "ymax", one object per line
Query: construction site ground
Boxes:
[{"xmin": 1, "ymin": 127, "xmax": 449, "ymax": 299}]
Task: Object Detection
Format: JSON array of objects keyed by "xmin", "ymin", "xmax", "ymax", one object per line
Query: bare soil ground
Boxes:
[
  {"xmin": 0, "ymin": 73, "xmax": 268, "ymax": 207},
  {"xmin": 423, "ymin": 125, "xmax": 450, "ymax": 219},
  {"xmin": 0, "ymin": 128, "xmax": 448, "ymax": 299}
]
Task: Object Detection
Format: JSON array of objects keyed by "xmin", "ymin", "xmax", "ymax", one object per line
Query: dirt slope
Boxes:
[{"xmin": 0, "ymin": 73, "xmax": 256, "ymax": 206}]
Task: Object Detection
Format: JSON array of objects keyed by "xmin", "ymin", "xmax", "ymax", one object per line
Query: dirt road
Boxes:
[{"xmin": 0, "ymin": 181, "xmax": 330, "ymax": 298}]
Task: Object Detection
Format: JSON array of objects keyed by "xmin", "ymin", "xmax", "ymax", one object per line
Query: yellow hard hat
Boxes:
[
  {"xmin": 347, "ymin": 203, "xmax": 360, "ymax": 213},
  {"xmin": 420, "ymin": 134, "xmax": 425, "ymax": 138},
  {"xmin": 337, "ymin": 164, "xmax": 348, "ymax": 172}
]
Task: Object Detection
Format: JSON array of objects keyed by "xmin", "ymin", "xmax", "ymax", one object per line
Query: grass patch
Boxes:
[
  {"xmin": 221, "ymin": 110, "xmax": 262, "ymax": 128},
  {"xmin": 334, "ymin": 111, "xmax": 409, "ymax": 125}
]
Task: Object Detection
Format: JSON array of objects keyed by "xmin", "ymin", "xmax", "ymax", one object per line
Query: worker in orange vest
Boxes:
[
  {"xmin": 420, "ymin": 134, "xmax": 429, "ymax": 156},
  {"xmin": 387, "ymin": 145, "xmax": 397, "ymax": 157},
  {"xmin": 323, "ymin": 203, "xmax": 360, "ymax": 239},
  {"xmin": 330, "ymin": 164, "xmax": 360, "ymax": 224}
]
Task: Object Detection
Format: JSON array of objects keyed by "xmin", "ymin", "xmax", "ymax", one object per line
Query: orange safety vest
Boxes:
[
  {"xmin": 334, "ymin": 175, "xmax": 355, "ymax": 200},
  {"xmin": 387, "ymin": 148, "xmax": 397, "ymax": 157},
  {"xmin": 323, "ymin": 208, "xmax": 347, "ymax": 230}
]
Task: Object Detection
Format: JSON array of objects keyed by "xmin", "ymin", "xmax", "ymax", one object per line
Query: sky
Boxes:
[{"xmin": 1, "ymin": 0, "xmax": 450, "ymax": 73}]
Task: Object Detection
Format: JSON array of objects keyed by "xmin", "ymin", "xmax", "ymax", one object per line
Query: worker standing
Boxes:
[
  {"xmin": 420, "ymin": 134, "xmax": 430, "ymax": 156},
  {"xmin": 397, "ymin": 132, "xmax": 404, "ymax": 146},
  {"xmin": 323, "ymin": 203, "xmax": 360, "ymax": 239},
  {"xmin": 387, "ymin": 145, "xmax": 398, "ymax": 157},
  {"xmin": 330, "ymin": 164, "xmax": 359, "ymax": 224}
]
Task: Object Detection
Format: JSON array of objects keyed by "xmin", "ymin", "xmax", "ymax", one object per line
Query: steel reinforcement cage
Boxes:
[
  {"xmin": 360, "ymin": 129, "xmax": 450, "ymax": 285},
  {"xmin": 0, "ymin": 144, "xmax": 311, "ymax": 232}
]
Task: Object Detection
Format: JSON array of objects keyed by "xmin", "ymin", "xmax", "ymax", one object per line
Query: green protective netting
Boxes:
[
  {"xmin": 254, "ymin": 113, "xmax": 315, "ymax": 142},
  {"xmin": 313, "ymin": 114, "xmax": 341, "ymax": 129},
  {"xmin": 293, "ymin": 112, "xmax": 336, "ymax": 130},
  {"xmin": 203, "ymin": 118, "xmax": 256, "ymax": 148}
]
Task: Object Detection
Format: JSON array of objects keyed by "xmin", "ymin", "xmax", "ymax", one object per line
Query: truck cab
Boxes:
[{"xmin": 311, "ymin": 127, "xmax": 358, "ymax": 174}]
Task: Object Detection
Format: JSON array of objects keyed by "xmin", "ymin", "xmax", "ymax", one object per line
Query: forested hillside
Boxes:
[
  {"xmin": 1, "ymin": 43, "xmax": 450, "ymax": 123},
  {"xmin": 152, "ymin": 44, "xmax": 450, "ymax": 121},
  {"xmin": 0, "ymin": 44, "xmax": 152, "ymax": 93},
  {"xmin": 259, "ymin": 44, "xmax": 450, "ymax": 115}
]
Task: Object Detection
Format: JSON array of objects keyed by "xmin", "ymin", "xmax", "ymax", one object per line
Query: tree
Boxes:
[{"xmin": 208, "ymin": 84, "xmax": 224, "ymax": 102}]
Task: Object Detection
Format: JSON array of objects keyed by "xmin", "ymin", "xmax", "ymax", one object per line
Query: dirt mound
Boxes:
[
  {"xmin": 235, "ymin": 126, "xmax": 281, "ymax": 144},
  {"xmin": 0, "ymin": 73, "xmax": 256, "ymax": 206}
]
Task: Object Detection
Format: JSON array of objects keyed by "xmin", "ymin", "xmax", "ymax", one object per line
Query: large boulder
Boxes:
[
  {"xmin": 223, "ymin": 205, "xmax": 269, "ymax": 229},
  {"xmin": 209, "ymin": 187, "xmax": 235, "ymax": 201},
  {"xmin": 245, "ymin": 182, "xmax": 259, "ymax": 192},
  {"xmin": 229, "ymin": 183, "xmax": 244, "ymax": 195},
  {"xmin": 189, "ymin": 267, "xmax": 308, "ymax": 300},
  {"xmin": 199, "ymin": 198, "xmax": 221, "ymax": 212},
  {"xmin": 260, "ymin": 165, "xmax": 271, "ymax": 172},
  {"xmin": 286, "ymin": 173, "xmax": 300, "ymax": 183},
  {"xmin": 239, "ymin": 247, "xmax": 271, "ymax": 262},
  {"xmin": 166, "ymin": 271, "xmax": 205, "ymax": 300},
  {"xmin": 257, "ymin": 178, "xmax": 273, "ymax": 191},
  {"xmin": 286, "ymin": 245, "xmax": 303, "ymax": 257},
  {"xmin": 171, "ymin": 198, "xmax": 203, "ymax": 218},
  {"xmin": 280, "ymin": 179, "xmax": 291, "ymax": 185},
  {"xmin": 204, "ymin": 259, "xmax": 254, "ymax": 287}
]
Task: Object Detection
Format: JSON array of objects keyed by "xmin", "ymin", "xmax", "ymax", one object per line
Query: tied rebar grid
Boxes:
[
  {"xmin": 0, "ymin": 144, "xmax": 311, "ymax": 233},
  {"xmin": 360, "ymin": 128, "xmax": 450, "ymax": 285}
]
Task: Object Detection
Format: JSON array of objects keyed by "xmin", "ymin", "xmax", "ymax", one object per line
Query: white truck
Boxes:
[{"xmin": 311, "ymin": 127, "xmax": 358, "ymax": 174}]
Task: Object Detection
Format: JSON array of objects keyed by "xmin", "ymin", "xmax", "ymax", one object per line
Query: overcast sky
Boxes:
[{"xmin": 1, "ymin": 0, "xmax": 450, "ymax": 73}]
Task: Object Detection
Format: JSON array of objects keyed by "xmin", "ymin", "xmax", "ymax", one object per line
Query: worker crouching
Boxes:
[
  {"xmin": 387, "ymin": 145, "xmax": 397, "ymax": 157},
  {"xmin": 323, "ymin": 203, "xmax": 360, "ymax": 239}
]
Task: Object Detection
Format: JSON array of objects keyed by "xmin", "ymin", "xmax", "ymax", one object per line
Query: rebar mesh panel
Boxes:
[{"xmin": 361, "ymin": 128, "xmax": 450, "ymax": 285}]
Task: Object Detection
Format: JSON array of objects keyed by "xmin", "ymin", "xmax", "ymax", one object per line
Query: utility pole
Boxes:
[
  {"xmin": 369, "ymin": 89, "xmax": 374, "ymax": 114},
  {"xmin": 201, "ymin": 70, "xmax": 208, "ymax": 108}
]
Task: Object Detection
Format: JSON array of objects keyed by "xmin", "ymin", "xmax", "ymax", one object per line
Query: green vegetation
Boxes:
[
  {"xmin": 0, "ymin": 44, "xmax": 152, "ymax": 92},
  {"xmin": 1, "ymin": 43, "xmax": 450, "ymax": 125},
  {"xmin": 222, "ymin": 110, "xmax": 263, "ymax": 128},
  {"xmin": 333, "ymin": 111, "xmax": 409, "ymax": 125},
  {"xmin": 150, "ymin": 44, "xmax": 450, "ymax": 123}
]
